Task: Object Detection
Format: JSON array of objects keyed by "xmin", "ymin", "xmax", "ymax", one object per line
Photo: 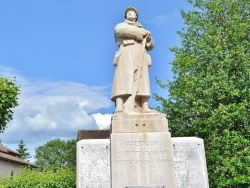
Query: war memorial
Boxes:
[{"xmin": 77, "ymin": 7, "xmax": 209, "ymax": 188}]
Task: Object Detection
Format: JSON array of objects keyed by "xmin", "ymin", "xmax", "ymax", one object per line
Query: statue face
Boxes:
[{"xmin": 126, "ymin": 10, "xmax": 137, "ymax": 21}]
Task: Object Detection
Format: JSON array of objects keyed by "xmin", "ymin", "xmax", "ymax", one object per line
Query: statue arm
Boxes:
[{"xmin": 115, "ymin": 23, "xmax": 144, "ymax": 41}]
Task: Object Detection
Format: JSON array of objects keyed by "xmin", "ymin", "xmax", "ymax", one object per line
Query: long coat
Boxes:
[{"xmin": 111, "ymin": 20, "xmax": 154, "ymax": 101}]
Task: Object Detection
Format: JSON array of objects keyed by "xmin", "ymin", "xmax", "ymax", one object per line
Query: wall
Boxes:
[{"xmin": 0, "ymin": 160, "xmax": 20, "ymax": 179}]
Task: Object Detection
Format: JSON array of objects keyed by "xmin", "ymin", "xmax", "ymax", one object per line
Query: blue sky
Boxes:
[{"xmin": 0, "ymin": 1, "xmax": 192, "ymax": 160}]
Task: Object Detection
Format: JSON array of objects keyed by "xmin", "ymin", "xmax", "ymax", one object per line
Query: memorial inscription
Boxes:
[
  {"xmin": 77, "ymin": 139, "xmax": 110, "ymax": 188},
  {"xmin": 113, "ymin": 138, "xmax": 172, "ymax": 165},
  {"xmin": 172, "ymin": 137, "xmax": 209, "ymax": 188}
]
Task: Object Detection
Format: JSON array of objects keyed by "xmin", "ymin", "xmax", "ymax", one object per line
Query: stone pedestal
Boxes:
[{"xmin": 111, "ymin": 113, "xmax": 177, "ymax": 188}]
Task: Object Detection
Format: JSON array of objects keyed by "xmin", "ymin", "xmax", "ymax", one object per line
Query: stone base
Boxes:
[
  {"xmin": 111, "ymin": 132, "xmax": 177, "ymax": 188},
  {"xmin": 111, "ymin": 112, "xmax": 168, "ymax": 133},
  {"xmin": 76, "ymin": 137, "xmax": 210, "ymax": 188}
]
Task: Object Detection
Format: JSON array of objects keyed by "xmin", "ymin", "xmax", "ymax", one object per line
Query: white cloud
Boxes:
[
  {"xmin": 92, "ymin": 113, "xmax": 112, "ymax": 130},
  {"xmin": 0, "ymin": 66, "xmax": 113, "ymax": 159},
  {"xmin": 145, "ymin": 15, "xmax": 168, "ymax": 26}
]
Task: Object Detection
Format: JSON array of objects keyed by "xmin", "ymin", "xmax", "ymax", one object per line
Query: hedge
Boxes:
[{"xmin": 0, "ymin": 168, "xmax": 76, "ymax": 188}]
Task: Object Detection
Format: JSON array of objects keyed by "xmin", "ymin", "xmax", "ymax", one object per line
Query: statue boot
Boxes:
[
  {"xmin": 115, "ymin": 97, "xmax": 123, "ymax": 112},
  {"xmin": 141, "ymin": 97, "xmax": 157, "ymax": 113},
  {"xmin": 141, "ymin": 97, "xmax": 151, "ymax": 113}
]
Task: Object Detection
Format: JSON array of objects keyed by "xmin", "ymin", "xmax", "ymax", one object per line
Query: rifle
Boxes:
[{"xmin": 123, "ymin": 37, "xmax": 147, "ymax": 113}]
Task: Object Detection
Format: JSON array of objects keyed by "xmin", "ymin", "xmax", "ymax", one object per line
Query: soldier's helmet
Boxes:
[{"xmin": 124, "ymin": 6, "xmax": 138, "ymax": 21}]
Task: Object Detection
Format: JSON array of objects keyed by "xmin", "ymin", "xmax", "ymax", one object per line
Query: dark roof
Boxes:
[
  {"xmin": 0, "ymin": 145, "xmax": 21, "ymax": 157},
  {"xmin": 0, "ymin": 145, "xmax": 38, "ymax": 168},
  {"xmin": 77, "ymin": 130, "xmax": 110, "ymax": 141}
]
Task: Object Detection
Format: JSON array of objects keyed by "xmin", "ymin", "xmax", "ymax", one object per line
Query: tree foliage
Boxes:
[
  {"xmin": 0, "ymin": 168, "xmax": 76, "ymax": 188},
  {"xmin": 16, "ymin": 140, "xmax": 31, "ymax": 161},
  {"xmin": 155, "ymin": 0, "xmax": 250, "ymax": 187},
  {"xmin": 0, "ymin": 77, "xmax": 19, "ymax": 132},
  {"xmin": 35, "ymin": 139, "xmax": 76, "ymax": 171}
]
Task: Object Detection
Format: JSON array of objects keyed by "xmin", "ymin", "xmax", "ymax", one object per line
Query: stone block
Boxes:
[
  {"xmin": 172, "ymin": 137, "xmax": 209, "ymax": 188},
  {"xmin": 111, "ymin": 132, "xmax": 177, "ymax": 188},
  {"xmin": 77, "ymin": 139, "xmax": 110, "ymax": 188},
  {"xmin": 111, "ymin": 113, "xmax": 168, "ymax": 133}
]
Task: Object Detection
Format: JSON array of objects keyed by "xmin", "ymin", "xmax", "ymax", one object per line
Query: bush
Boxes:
[{"xmin": 0, "ymin": 168, "xmax": 76, "ymax": 188}]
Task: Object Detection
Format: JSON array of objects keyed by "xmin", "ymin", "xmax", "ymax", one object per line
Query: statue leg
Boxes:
[{"xmin": 115, "ymin": 97, "xmax": 124, "ymax": 112}]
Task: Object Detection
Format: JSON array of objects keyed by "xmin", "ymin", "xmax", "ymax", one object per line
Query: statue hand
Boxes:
[
  {"xmin": 136, "ymin": 33, "xmax": 144, "ymax": 42},
  {"xmin": 145, "ymin": 30, "xmax": 151, "ymax": 41},
  {"xmin": 137, "ymin": 30, "xmax": 148, "ymax": 42},
  {"xmin": 146, "ymin": 30, "xmax": 151, "ymax": 37}
]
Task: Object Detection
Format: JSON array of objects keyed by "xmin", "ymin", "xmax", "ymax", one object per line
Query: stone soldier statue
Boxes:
[{"xmin": 111, "ymin": 6, "xmax": 154, "ymax": 113}]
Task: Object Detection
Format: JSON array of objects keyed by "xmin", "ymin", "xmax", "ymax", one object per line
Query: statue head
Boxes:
[{"xmin": 124, "ymin": 6, "xmax": 138, "ymax": 22}]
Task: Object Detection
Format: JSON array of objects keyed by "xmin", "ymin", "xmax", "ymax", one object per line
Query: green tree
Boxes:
[
  {"xmin": 35, "ymin": 139, "xmax": 76, "ymax": 171},
  {"xmin": 155, "ymin": 0, "xmax": 250, "ymax": 187},
  {"xmin": 0, "ymin": 77, "xmax": 19, "ymax": 132},
  {"xmin": 16, "ymin": 140, "xmax": 31, "ymax": 161}
]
